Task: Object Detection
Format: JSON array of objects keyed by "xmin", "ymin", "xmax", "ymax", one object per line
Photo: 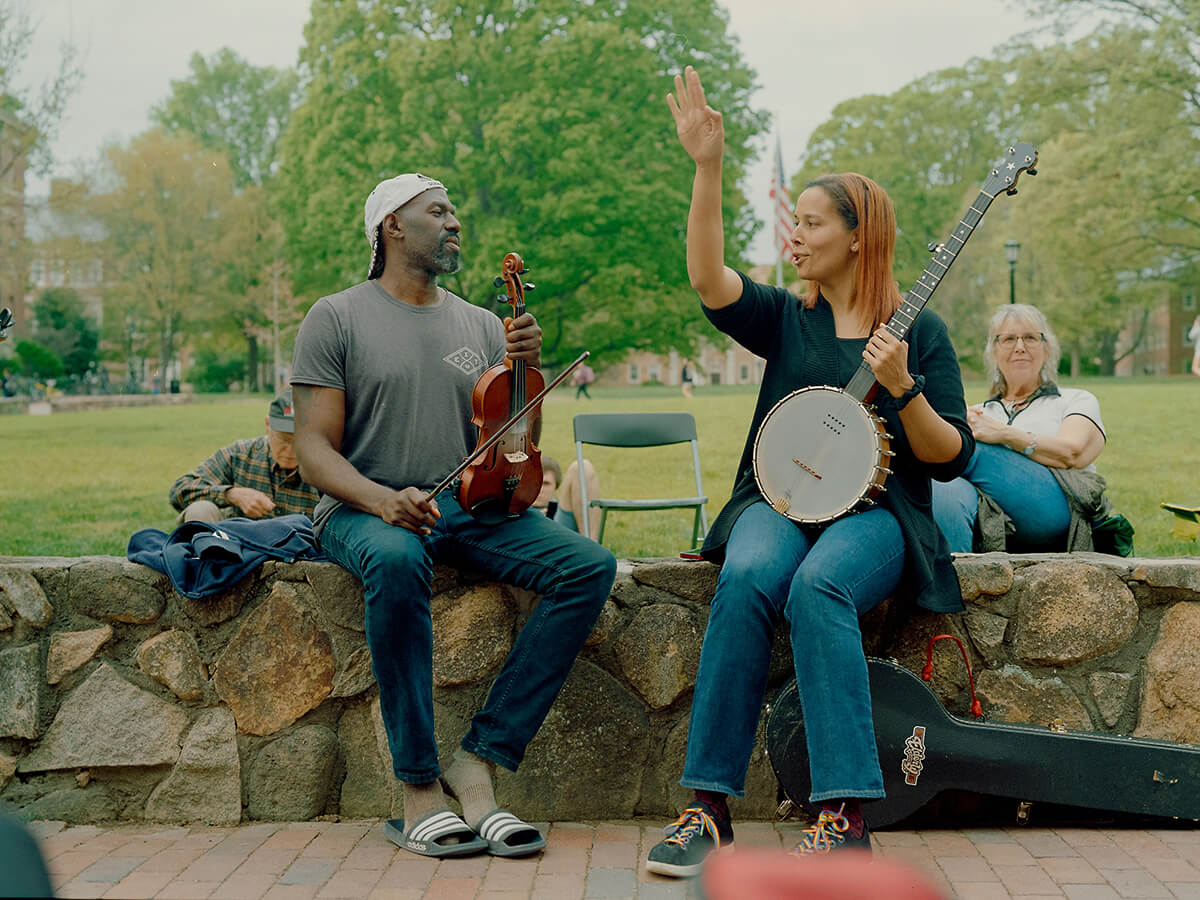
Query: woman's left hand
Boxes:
[
  {"xmin": 864, "ymin": 326, "xmax": 913, "ymax": 398},
  {"xmin": 966, "ymin": 407, "xmax": 1009, "ymax": 444}
]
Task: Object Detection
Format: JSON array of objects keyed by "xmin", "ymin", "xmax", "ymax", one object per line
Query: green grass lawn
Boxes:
[{"xmin": 1, "ymin": 378, "xmax": 1197, "ymax": 559}]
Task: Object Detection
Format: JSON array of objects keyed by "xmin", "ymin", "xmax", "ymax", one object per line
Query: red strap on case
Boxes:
[{"xmin": 922, "ymin": 633, "xmax": 983, "ymax": 718}]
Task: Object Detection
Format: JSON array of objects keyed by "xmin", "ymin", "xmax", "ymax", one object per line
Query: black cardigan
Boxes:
[{"xmin": 699, "ymin": 272, "xmax": 974, "ymax": 614}]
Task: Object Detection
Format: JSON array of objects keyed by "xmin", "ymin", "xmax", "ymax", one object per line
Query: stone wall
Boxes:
[
  {"xmin": 1, "ymin": 552, "xmax": 1198, "ymax": 826},
  {"xmin": 0, "ymin": 393, "xmax": 193, "ymax": 416}
]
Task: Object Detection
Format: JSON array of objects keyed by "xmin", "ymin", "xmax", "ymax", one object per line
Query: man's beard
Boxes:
[{"xmin": 430, "ymin": 240, "xmax": 461, "ymax": 275}]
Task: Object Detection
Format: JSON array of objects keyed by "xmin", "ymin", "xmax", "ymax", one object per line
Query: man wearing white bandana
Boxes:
[{"xmin": 291, "ymin": 174, "xmax": 616, "ymax": 859}]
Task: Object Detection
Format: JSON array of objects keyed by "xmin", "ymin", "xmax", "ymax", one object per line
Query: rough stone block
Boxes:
[
  {"xmin": 615, "ymin": 603, "xmax": 702, "ymax": 710},
  {"xmin": 0, "ymin": 567, "xmax": 53, "ymax": 627},
  {"xmin": 338, "ymin": 698, "xmax": 390, "ymax": 818},
  {"xmin": 1136, "ymin": 601, "xmax": 1200, "ymax": 744},
  {"xmin": 1011, "ymin": 562, "xmax": 1137, "ymax": 665},
  {"xmin": 247, "ymin": 725, "xmax": 338, "ymax": 821},
  {"xmin": 18, "ymin": 663, "xmax": 190, "ymax": 772},
  {"xmin": 631, "ymin": 559, "xmax": 720, "ymax": 604},
  {"xmin": 499, "ymin": 659, "xmax": 649, "ymax": 819},
  {"xmin": 0, "ymin": 644, "xmax": 41, "ymax": 739},
  {"xmin": 0, "ymin": 751, "xmax": 17, "ymax": 791},
  {"xmin": 303, "ymin": 561, "xmax": 366, "ymax": 632},
  {"xmin": 1089, "ymin": 671, "xmax": 1136, "ymax": 727},
  {"xmin": 954, "ymin": 555, "xmax": 1015, "ymax": 609},
  {"xmin": 145, "ymin": 707, "xmax": 241, "ymax": 825},
  {"xmin": 213, "ymin": 583, "xmax": 335, "ymax": 736},
  {"xmin": 67, "ymin": 558, "xmax": 165, "ymax": 624},
  {"xmin": 136, "ymin": 630, "xmax": 206, "ymax": 701},
  {"xmin": 47, "ymin": 625, "xmax": 113, "ymax": 685},
  {"xmin": 976, "ymin": 665, "xmax": 1092, "ymax": 730},
  {"xmin": 432, "ymin": 583, "xmax": 515, "ymax": 688}
]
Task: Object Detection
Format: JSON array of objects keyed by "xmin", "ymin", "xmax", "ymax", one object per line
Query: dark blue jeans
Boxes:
[
  {"xmin": 319, "ymin": 491, "xmax": 616, "ymax": 783},
  {"xmin": 682, "ymin": 501, "xmax": 905, "ymax": 802},
  {"xmin": 931, "ymin": 442, "xmax": 1071, "ymax": 552}
]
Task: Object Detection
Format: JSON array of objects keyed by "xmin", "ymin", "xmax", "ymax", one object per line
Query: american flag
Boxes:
[{"xmin": 769, "ymin": 134, "xmax": 793, "ymax": 265}]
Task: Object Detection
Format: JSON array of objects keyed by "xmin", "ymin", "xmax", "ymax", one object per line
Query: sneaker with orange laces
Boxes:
[
  {"xmin": 645, "ymin": 801, "xmax": 734, "ymax": 877},
  {"xmin": 790, "ymin": 804, "xmax": 872, "ymax": 855}
]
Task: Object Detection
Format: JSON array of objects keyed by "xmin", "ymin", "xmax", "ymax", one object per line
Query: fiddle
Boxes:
[{"xmin": 457, "ymin": 252, "xmax": 546, "ymax": 524}]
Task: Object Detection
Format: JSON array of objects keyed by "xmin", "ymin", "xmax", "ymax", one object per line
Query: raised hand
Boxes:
[{"xmin": 666, "ymin": 66, "xmax": 724, "ymax": 166}]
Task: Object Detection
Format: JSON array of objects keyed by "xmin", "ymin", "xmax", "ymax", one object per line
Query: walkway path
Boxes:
[{"xmin": 32, "ymin": 817, "xmax": 1200, "ymax": 899}]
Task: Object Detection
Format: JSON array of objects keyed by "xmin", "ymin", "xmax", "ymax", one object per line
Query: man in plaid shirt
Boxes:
[{"xmin": 169, "ymin": 392, "xmax": 319, "ymax": 523}]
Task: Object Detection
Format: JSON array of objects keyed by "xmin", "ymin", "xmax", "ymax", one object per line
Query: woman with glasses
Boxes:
[{"xmin": 931, "ymin": 304, "xmax": 1109, "ymax": 552}]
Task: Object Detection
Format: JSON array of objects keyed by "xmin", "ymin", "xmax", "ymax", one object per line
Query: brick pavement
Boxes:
[{"xmin": 25, "ymin": 817, "xmax": 1200, "ymax": 899}]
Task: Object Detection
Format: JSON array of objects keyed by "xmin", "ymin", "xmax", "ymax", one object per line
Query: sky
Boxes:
[{"xmin": 22, "ymin": 0, "xmax": 1057, "ymax": 263}]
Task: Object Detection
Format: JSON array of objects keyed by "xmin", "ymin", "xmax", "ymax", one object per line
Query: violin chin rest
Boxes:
[{"xmin": 466, "ymin": 498, "xmax": 522, "ymax": 526}]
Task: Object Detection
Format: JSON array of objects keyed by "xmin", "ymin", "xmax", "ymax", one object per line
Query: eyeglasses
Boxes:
[{"xmin": 994, "ymin": 333, "xmax": 1045, "ymax": 347}]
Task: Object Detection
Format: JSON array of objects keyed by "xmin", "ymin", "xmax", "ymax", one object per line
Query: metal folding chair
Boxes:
[{"xmin": 572, "ymin": 412, "xmax": 708, "ymax": 546}]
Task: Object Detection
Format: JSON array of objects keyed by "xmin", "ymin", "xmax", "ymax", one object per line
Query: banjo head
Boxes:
[{"xmin": 753, "ymin": 386, "xmax": 888, "ymax": 524}]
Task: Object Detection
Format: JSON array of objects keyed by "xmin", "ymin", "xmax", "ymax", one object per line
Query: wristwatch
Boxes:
[{"xmin": 1022, "ymin": 435, "xmax": 1039, "ymax": 457}]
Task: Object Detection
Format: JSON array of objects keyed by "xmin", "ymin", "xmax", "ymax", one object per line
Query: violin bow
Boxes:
[{"xmin": 427, "ymin": 351, "xmax": 590, "ymax": 500}]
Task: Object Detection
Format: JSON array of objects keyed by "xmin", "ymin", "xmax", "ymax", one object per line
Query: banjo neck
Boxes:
[{"xmin": 844, "ymin": 143, "xmax": 1039, "ymax": 404}]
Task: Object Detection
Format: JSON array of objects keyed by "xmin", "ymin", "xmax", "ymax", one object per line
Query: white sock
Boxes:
[
  {"xmin": 442, "ymin": 748, "xmax": 497, "ymax": 829},
  {"xmin": 402, "ymin": 779, "xmax": 448, "ymax": 825}
]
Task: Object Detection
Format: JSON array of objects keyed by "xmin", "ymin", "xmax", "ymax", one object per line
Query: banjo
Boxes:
[{"xmin": 753, "ymin": 143, "xmax": 1039, "ymax": 525}]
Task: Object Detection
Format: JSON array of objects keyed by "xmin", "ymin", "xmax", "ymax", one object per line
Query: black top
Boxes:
[{"xmin": 699, "ymin": 271, "xmax": 975, "ymax": 613}]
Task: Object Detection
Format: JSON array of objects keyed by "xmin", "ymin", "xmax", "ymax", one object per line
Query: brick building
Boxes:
[{"xmin": 1115, "ymin": 279, "xmax": 1199, "ymax": 376}]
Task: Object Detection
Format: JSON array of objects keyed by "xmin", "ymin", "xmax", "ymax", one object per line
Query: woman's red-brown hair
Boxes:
[{"xmin": 802, "ymin": 172, "xmax": 902, "ymax": 329}]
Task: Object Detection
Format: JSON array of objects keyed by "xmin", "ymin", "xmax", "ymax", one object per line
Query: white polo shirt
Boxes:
[{"xmin": 977, "ymin": 385, "xmax": 1105, "ymax": 472}]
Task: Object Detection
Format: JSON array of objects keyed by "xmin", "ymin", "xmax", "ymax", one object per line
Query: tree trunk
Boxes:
[
  {"xmin": 1097, "ymin": 330, "xmax": 1118, "ymax": 376},
  {"xmin": 247, "ymin": 336, "xmax": 260, "ymax": 392}
]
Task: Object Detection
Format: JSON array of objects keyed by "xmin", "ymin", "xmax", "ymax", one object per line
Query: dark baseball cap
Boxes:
[{"xmin": 268, "ymin": 391, "xmax": 295, "ymax": 433}]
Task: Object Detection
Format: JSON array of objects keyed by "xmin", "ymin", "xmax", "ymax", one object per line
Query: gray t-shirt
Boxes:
[{"xmin": 291, "ymin": 279, "xmax": 505, "ymax": 534}]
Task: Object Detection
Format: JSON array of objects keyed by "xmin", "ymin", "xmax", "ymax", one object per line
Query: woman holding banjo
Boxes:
[{"xmin": 646, "ymin": 67, "xmax": 975, "ymax": 874}]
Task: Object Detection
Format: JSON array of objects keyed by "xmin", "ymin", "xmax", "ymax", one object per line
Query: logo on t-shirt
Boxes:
[{"xmin": 444, "ymin": 346, "xmax": 486, "ymax": 375}]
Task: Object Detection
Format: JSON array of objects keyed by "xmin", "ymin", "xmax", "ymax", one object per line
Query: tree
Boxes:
[
  {"xmin": 272, "ymin": 0, "xmax": 767, "ymax": 369},
  {"xmin": 88, "ymin": 130, "xmax": 236, "ymax": 385},
  {"xmin": 151, "ymin": 49, "xmax": 299, "ymax": 190},
  {"xmin": 31, "ymin": 286, "xmax": 98, "ymax": 376},
  {"xmin": 786, "ymin": 32, "xmax": 1200, "ymax": 374},
  {"xmin": 0, "ymin": 0, "xmax": 82, "ymax": 178},
  {"xmin": 789, "ymin": 53, "xmax": 1031, "ymax": 291},
  {"xmin": 13, "ymin": 338, "xmax": 62, "ymax": 379}
]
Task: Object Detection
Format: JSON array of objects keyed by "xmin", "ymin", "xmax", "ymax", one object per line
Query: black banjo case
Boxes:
[{"xmin": 766, "ymin": 655, "xmax": 1200, "ymax": 828}]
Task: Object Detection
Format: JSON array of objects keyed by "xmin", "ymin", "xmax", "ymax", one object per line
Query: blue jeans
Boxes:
[
  {"xmin": 930, "ymin": 442, "xmax": 1071, "ymax": 553},
  {"xmin": 682, "ymin": 501, "xmax": 905, "ymax": 802},
  {"xmin": 319, "ymin": 491, "xmax": 616, "ymax": 783}
]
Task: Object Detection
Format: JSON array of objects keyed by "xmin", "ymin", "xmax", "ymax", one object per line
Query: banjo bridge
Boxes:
[{"xmin": 792, "ymin": 458, "xmax": 821, "ymax": 479}]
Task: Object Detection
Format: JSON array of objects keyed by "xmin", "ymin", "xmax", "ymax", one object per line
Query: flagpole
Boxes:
[{"xmin": 773, "ymin": 129, "xmax": 788, "ymax": 288}]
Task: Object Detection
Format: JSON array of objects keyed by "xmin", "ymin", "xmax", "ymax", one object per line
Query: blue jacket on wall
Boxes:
[{"xmin": 127, "ymin": 514, "xmax": 326, "ymax": 599}]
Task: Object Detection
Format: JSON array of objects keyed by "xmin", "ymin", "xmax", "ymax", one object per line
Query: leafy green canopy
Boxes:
[
  {"xmin": 272, "ymin": 0, "xmax": 767, "ymax": 368},
  {"xmin": 151, "ymin": 48, "xmax": 299, "ymax": 190},
  {"xmin": 788, "ymin": 25, "xmax": 1200, "ymax": 374}
]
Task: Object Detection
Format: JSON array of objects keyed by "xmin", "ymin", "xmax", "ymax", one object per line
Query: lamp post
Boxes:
[{"xmin": 1004, "ymin": 239, "xmax": 1020, "ymax": 305}]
